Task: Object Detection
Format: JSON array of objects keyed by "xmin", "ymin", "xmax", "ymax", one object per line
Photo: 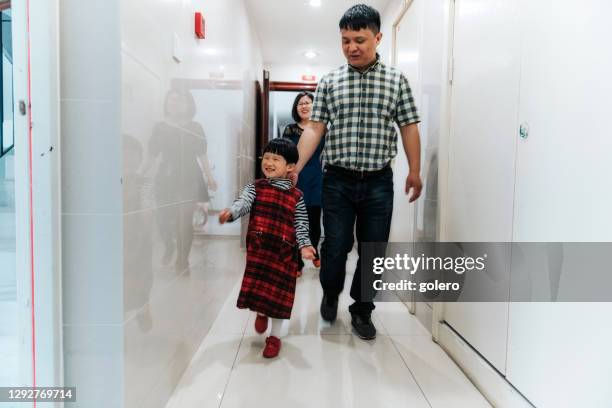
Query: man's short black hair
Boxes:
[
  {"xmin": 291, "ymin": 92, "xmax": 314, "ymax": 123},
  {"xmin": 263, "ymin": 138, "xmax": 299, "ymax": 165},
  {"xmin": 339, "ymin": 4, "xmax": 381, "ymax": 34}
]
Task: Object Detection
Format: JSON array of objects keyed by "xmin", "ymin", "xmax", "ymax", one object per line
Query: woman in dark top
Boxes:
[
  {"xmin": 146, "ymin": 88, "xmax": 217, "ymax": 270},
  {"xmin": 283, "ymin": 92, "xmax": 324, "ymax": 276}
]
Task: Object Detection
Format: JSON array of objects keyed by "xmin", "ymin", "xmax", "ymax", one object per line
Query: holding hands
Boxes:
[{"xmin": 300, "ymin": 245, "xmax": 316, "ymax": 260}]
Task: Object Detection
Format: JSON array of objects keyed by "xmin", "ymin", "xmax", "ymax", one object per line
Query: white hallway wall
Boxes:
[
  {"xmin": 439, "ymin": 0, "xmax": 612, "ymax": 407},
  {"xmin": 380, "ymin": 0, "xmax": 446, "ymax": 248},
  {"xmin": 60, "ymin": 0, "xmax": 263, "ymax": 407},
  {"xmin": 383, "ymin": 0, "xmax": 448, "ymax": 327}
]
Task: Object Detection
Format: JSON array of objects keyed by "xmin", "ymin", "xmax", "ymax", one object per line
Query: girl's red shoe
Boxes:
[{"xmin": 263, "ymin": 336, "xmax": 281, "ymax": 358}]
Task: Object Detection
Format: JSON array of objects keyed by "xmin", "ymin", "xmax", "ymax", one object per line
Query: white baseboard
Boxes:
[
  {"xmin": 437, "ymin": 323, "xmax": 535, "ymax": 408},
  {"xmin": 410, "ymin": 300, "xmax": 434, "ymax": 335}
]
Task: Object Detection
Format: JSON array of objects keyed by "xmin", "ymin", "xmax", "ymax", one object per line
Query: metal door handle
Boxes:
[
  {"xmin": 519, "ymin": 122, "xmax": 529, "ymax": 139},
  {"xmin": 18, "ymin": 100, "xmax": 27, "ymax": 116}
]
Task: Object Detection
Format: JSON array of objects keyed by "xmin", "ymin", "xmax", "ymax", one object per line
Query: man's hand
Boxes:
[
  {"xmin": 405, "ymin": 172, "xmax": 423, "ymax": 202},
  {"xmin": 218, "ymin": 208, "xmax": 232, "ymax": 224},
  {"xmin": 288, "ymin": 170, "xmax": 299, "ymax": 186},
  {"xmin": 300, "ymin": 245, "xmax": 316, "ymax": 260},
  {"xmin": 399, "ymin": 123, "xmax": 422, "ymax": 202}
]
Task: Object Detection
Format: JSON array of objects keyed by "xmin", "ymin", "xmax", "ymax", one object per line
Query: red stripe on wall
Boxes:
[{"xmin": 25, "ymin": 0, "xmax": 37, "ymax": 404}]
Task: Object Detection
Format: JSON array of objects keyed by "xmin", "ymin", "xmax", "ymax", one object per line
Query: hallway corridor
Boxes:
[
  {"xmin": 164, "ymin": 239, "xmax": 490, "ymax": 408},
  {"xmin": 5, "ymin": 0, "xmax": 612, "ymax": 406}
]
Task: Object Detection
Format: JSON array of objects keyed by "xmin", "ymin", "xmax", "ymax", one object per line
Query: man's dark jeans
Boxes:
[{"xmin": 320, "ymin": 165, "xmax": 394, "ymax": 315}]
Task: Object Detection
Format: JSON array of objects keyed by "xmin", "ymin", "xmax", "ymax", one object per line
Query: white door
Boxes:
[
  {"xmin": 506, "ymin": 0, "xmax": 612, "ymax": 406},
  {"xmin": 442, "ymin": 0, "xmax": 522, "ymax": 373}
]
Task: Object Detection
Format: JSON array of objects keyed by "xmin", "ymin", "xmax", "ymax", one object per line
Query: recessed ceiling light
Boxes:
[
  {"xmin": 304, "ymin": 50, "xmax": 318, "ymax": 59},
  {"xmin": 308, "ymin": 0, "xmax": 322, "ymax": 7}
]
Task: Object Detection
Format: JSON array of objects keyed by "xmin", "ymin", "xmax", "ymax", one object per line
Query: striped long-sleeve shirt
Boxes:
[{"xmin": 229, "ymin": 179, "xmax": 312, "ymax": 248}]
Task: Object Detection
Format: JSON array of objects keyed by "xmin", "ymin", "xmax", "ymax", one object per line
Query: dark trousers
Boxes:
[
  {"xmin": 298, "ymin": 205, "xmax": 322, "ymax": 271},
  {"xmin": 320, "ymin": 166, "xmax": 394, "ymax": 315}
]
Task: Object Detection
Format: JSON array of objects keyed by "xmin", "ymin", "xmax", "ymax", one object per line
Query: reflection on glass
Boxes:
[
  {"xmin": 123, "ymin": 134, "xmax": 154, "ymax": 331},
  {"xmin": 188, "ymin": 84, "xmax": 242, "ymax": 237},
  {"xmin": 144, "ymin": 88, "xmax": 218, "ymax": 271},
  {"xmin": 0, "ymin": 7, "xmax": 16, "ymax": 386}
]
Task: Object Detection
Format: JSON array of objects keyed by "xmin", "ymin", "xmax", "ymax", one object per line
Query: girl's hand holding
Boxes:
[
  {"xmin": 218, "ymin": 208, "xmax": 232, "ymax": 224},
  {"xmin": 300, "ymin": 245, "xmax": 316, "ymax": 260}
]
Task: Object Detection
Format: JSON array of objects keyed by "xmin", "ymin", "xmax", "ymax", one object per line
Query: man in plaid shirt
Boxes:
[{"xmin": 293, "ymin": 4, "xmax": 422, "ymax": 340}]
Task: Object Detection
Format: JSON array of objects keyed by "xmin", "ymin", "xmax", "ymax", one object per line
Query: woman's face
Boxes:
[
  {"xmin": 297, "ymin": 95, "xmax": 313, "ymax": 121},
  {"xmin": 166, "ymin": 92, "xmax": 188, "ymax": 119}
]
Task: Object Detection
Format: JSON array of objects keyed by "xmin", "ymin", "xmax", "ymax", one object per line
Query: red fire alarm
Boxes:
[
  {"xmin": 302, "ymin": 74, "xmax": 317, "ymax": 82},
  {"xmin": 195, "ymin": 12, "xmax": 205, "ymax": 39}
]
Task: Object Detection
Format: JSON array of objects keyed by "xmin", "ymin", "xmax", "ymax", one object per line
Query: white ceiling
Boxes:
[{"xmin": 244, "ymin": 0, "xmax": 392, "ymax": 68}]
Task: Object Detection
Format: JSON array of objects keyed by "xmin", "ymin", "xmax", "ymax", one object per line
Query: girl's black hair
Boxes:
[
  {"xmin": 339, "ymin": 4, "xmax": 381, "ymax": 34},
  {"xmin": 263, "ymin": 138, "xmax": 299, "ymax": 165},
  {"xmin": 291, "ymin": 92, "xmax": 314, "ymax": 123}
]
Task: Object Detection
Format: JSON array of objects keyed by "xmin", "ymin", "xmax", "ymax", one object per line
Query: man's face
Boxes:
[{"xmin": 341, "ymin": 28, "xmax": 382, "ymax": 69}]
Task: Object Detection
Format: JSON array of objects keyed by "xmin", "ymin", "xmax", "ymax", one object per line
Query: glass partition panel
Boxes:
[{"xmin": 0, "ymin": 6, "xmax": 17, "ymax": 388}]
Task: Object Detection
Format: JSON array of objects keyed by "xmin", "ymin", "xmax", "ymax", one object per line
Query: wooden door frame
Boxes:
[
  {"xmin": 270, "ymin": 81, "xmax": 317, "ymax": 92},
  {"xmin": 255, "ymin": 72, "xmax": 316, "ymax": 178},
  {"xmin": 255, "ymin": 70, "xmax": 270, "ymax": 178}
]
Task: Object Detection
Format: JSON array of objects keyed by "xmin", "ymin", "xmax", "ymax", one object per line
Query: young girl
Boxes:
[{"xmin": 219, "ymin": 138, "xmax": 316, "ymax": 358}]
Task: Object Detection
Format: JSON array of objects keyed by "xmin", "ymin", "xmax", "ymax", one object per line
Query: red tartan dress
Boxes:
[{"xmin": 237, "ymin": 179, "xmax": 302, "ymax": 319}]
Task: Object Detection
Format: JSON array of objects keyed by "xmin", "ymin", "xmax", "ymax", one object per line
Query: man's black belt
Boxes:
[{"xmin": 325, "ymin": 163, "xmax": 391, "ymax": 179}]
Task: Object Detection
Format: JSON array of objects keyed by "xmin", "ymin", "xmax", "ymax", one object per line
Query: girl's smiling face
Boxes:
[{"xmin": 261, "ymin": 152, "xmax": 295, "ymax": 179}]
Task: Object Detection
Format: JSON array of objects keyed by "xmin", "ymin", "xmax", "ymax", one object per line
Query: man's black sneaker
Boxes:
[
  {"xmin": 320, "ymin": 293, "xmax": 338, "ymax": 322},
  {"xmin": 351, "ymin": 313, "xmax": 377, "ymax": 340}
]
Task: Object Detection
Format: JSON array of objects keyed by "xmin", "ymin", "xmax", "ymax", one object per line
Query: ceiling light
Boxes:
[
  {"xmin": 309, "ymin": 0, "xmax": 322, "ymax": 7},
  {"xmin": 304, "ymin": 50, "xmax": 318, "ymax": 59}
]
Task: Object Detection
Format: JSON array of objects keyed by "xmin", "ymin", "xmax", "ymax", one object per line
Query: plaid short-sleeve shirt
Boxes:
[{"xmin": 311, "ymin": 55, "xmax": 420, "ymax": 171}]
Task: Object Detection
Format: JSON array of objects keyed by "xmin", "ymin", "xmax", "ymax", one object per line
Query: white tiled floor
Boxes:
[{"xmin": 165, "ymin": 251, "xmax": 491, "ymax": 408}]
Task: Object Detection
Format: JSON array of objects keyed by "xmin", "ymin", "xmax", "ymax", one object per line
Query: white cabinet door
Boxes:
[
  {"xmin": 507, "ymin": 1, "xmax": 612, "ymax": 406},
  {"xmin": 512, "ymin": 0, "xmax": 612, "ymax": 243},
  {"xmin": 446, "ymin": 0, "xmax": 521, "ymax": 242},
  {"xmin": 507, "ymin": 303, "xmax": 612, "ymax": 407},
  {"xmin": 443, "ymin": 0, "xmax": 522, "ymax": 374}
]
